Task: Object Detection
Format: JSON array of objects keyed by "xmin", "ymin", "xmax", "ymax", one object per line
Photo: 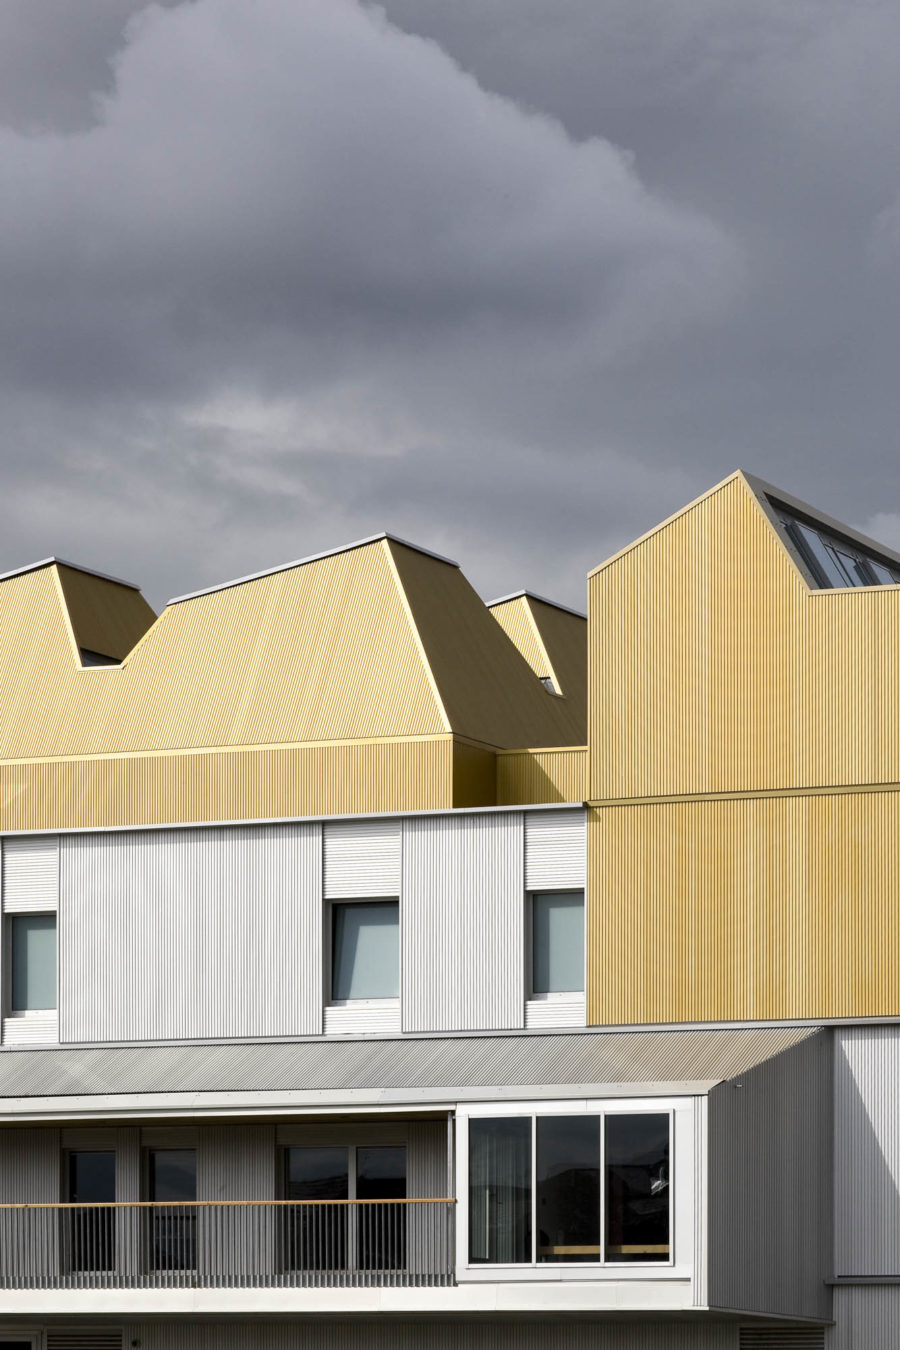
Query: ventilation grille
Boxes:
[
  {"xmin": 46, "ymin": 1331, "xmax": 123, "ymax": 1350},
  {"xmin": 740, "ymin": 1329, "xmax": 825, "ymax": 1350}
]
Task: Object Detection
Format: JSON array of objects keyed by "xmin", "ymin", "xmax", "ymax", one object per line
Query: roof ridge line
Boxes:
[
  {"xmin": 167, "ymin": 533, "xmax": 460, "ymax": 606},
  {"xmin": 0, "ymin": 557, "xmax": 141, "ymax": 591},
  {"xmin": 486, "ymin": 589, "xmax": 586, "ymax": 619}
]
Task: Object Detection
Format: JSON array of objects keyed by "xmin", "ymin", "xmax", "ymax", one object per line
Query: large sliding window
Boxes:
[
  {"xmin": 148, "ymin": 1148, "xmax": 197, "ymax": 1272},
  {"xmin": 66, "ymin": 1151, "xmax": 116, "ymax": 1273},
  {"xmin": 468, "ymin": 1111, "xmax": 670, "ymax": 1267},
  {"xmin": 284, "ymin": 1145, "xmax": 406, "ymax": 1272}
]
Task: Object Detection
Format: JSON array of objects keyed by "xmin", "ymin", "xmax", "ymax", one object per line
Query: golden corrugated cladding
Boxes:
[
  {"xmin": 589, "ymin": 792, "xmax": 900, "ymax": 1024},
  {"xmin": 0, "ymin": 538, "xmax": 585, "ymax": 830},
  {"xmin": 489, "ymin": 593, "xmax": 586, "ymax": 723},
  {"xmin": 497, "ymin": 747, "xmax": 587, "ymax": 805},
  {"xmin": 587, "ymin": 470, "xmax": 900, "ymax": 1025}
]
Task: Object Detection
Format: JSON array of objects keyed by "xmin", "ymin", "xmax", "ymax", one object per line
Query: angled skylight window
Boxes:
[{"xmin": 778, "ymin": 507, "xmax": 900, "ymax": 590}]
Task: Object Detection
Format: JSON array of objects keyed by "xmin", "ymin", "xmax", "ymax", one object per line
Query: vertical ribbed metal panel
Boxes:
[
  {"xmin": 0, "ymin": 1125, "xmax": 59, "ymax": 1201},
  {"xmin": 589, "ymin": 791, "xmax": 900, "ymax": 1026},
  {"xmin": 708, "ymin": 1031, "xmax": 832, "ymax": 1321},
  {"xmin": 408, "ymin": 1120, "xmax": 447, "ymax": 1198},
  {"xmin": 524, "ymin": 809, "xmax": 585, "ymax": 890},
  {"xmin": 834, "ymin": 1026, "xmax": 900, "ymax": 1276},
  {"xmin": 1, "ymin": 833, "xmax": 59, "ymax": 910},
  {"xmin": 199, "ymin": 1125, "xmax": 276, "ymax": 1200},
  {"xmin": 59, "ymin": 822, "xmax": 322, "ymax": 1043},
  {"xmin": 1, "ymin": 739, "xmax": 456, "ymax": 834},
  {"xmin": 121, "ymin": 1323, "xmax": 739, "ymax": 1350},
  {"xmin": 323, "ymin": 818, "xmax": 401, "ymax": 897},
  {"xmin": 402, "ymin": 812, "xmax": 524, "ymax": 1032},
  {"xmin": 829, "ymin": 1286, "xmax": 900, "ymax": 1350},
  {"xmin": 496, "ymin": 747, "xmax": 587, "ymax": 807}
]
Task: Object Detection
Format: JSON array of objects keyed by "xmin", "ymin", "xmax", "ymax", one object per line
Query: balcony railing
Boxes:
[{"xmin": 0, "ymin": 1199, "xmax": 455, "ymax": 1290}]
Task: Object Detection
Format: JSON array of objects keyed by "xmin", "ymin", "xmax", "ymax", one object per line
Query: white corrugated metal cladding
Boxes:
[
  {"xmin": 3, "ymin": 808, "xmax": 586, "ymax": 1046},
  {"xmin": 835, "ymin": 1026, "xmax": 900, "ymax": 1278}
]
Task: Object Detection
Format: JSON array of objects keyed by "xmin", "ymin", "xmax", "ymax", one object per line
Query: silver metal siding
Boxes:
[
  {"xmin": 1, "ymin": 834, "xmax": 59, "ymax": 911},
  {"xmin": 401, "ymin": 812, "xmax": 524, "ymax": 1032},
  {"xmin": 829, "ymin": 1286, "xmax": 900, "ymax": 1350},
  {"xmin": 524, "ymin": 809, "xmax": 586, "ymax": 890},
  {"xmin": 323, "ymin": 819, "xmax": 401, "ymax": 898},
  {"xmin": 58, "ymin": 823, "xmax": 322, "ymax": 1042},
  {"xmin": 120, "ymin": 1322, "xmax": 740, "ymax": 1350},
  {"xmin": 707, "ymin": 1030, "xmax": 832, "ymax": 1322},
  {"xmin": 834, "ymin": 1025, "xmax": 900, "ymax": 1276},
  {"xmin": 199, "ymin": 1124, "xmax": 277, "ymax": 1200},
  {"xmin": 0, "ymin": 1125, "xmax": 59, "ymax": 1200}
]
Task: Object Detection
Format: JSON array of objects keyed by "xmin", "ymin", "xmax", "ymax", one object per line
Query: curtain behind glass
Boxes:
[{"xmin": 469, "ymin": 1118, "xmax": 531, "ymax": 1263}]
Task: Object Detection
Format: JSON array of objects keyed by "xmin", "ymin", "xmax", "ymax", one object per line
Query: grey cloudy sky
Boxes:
[{"xmin": 1, "ymin": 0, "xmax": 899, "ymax": 611}]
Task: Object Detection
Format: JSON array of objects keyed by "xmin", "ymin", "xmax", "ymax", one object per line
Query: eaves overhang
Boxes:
[{"xmin": 0, "ymin": 1026, "xmax": 821, "ymax": 1122}]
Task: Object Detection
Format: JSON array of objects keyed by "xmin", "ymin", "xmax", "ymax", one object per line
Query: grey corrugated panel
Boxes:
[
  {"xmin": 402, "ymin": 812, "xmax": 524, "ymax": 1033},
  {"xmin": 1, "ymin": 833, "xmax": 59, "ymax": 911},
  {"xmin": 323, "ymin": 818, "xmax": 401, "ymax": 898},
  {"xmin": 59, "ymin": 824, "xmax": 322, "ymax": 1043},
  {"xmin": 121, "ymin": 1322, "xmax": 740, "ymax": 1350},
  {"xmin": 0, "ymin": 1124, "xmax": 59, "ymax": 1200},
  {"xmin": 708, "ymin": 1030, "xmax": 832, "ymax": 1322},
  {"xmin": 829, "ymin": 1285, "xmax": 900, "ymax": 1350},
  {"xmin": 0, "ymin": 1026, "xmax": 818, "ymax": 1103},
  {"xmin": 524, "ymin": 809, "xmax": 585, "ymax": 890},
  {"xmin": 834, "ymin": 1026, "xmax": 900, "ymax": 1277},
  {"xmin": 200, "ymin": 1124, "xmax": 277, "ymax": 1201}
]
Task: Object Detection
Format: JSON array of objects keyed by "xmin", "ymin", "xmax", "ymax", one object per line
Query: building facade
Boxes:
[{"xmin": 0, "ymin": 473, "xmax": 898, "ymax": 1347}]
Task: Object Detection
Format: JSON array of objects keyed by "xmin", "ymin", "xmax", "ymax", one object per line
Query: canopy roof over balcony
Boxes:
[{"xmin": 0, "ymin": 1025, "xmax": 820, "ymax": 1120}]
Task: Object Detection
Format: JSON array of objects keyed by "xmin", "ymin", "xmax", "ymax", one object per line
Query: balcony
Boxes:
[{"xmin": 0, "ymin": 1199, "xmax": 455, "ymax": 1290}]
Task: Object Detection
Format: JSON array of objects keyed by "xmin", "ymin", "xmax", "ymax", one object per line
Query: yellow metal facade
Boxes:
[
  {"xmin": 587, "ymin": 472, "xmax": 900, "ymax": 1025},
  {"xmin": 0, "ymin": 537, "xmax": 585, "ymax": 830},
  {"xmin": 496, "ymin": 747, "xmax": 587, "ymax": 806}
]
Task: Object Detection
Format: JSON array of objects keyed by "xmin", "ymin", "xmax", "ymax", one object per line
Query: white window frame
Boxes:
[
  {"xmin": 324, "ymin": 896, "xmax": 401, "ymax": 1035},
  {"xmin": 526, "ymin": 887, "xmax": 586, "ymax": 999},
  {"xmin": 455, "ymin": 1097, "xmax": 695, "ymax": 1284}
]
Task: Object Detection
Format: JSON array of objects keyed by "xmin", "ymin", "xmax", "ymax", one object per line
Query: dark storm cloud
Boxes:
[{"xmin": 0, "ymin": 0, "xmax": 897, "ymax": 611}]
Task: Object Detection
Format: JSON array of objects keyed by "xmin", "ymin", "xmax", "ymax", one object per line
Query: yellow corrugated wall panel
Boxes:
[
  {"xmin": 587, "ymin": 791, "xmax": 900, "ymax": 1025},
  {"xmin": 0, "ymin": 739, "xmax": 454, "ymax": 833},
  {"xmin": 497, "ymin": 747, "xmax": 587, "ymax": 805},
  {"xmin": 588, "ymin": 473, "xmax": 900, "ymax": 798}
]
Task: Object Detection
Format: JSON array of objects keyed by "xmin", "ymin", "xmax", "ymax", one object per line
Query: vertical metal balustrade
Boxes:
[{"xmin": 0, "ymin": 1198, "xmax": 455, "ymax": 1289}]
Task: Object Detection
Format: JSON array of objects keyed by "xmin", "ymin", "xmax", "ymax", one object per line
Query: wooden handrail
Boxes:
[{"xmin": 0, "ymin": 1197, "xmax": 456, "ymax": 1210}]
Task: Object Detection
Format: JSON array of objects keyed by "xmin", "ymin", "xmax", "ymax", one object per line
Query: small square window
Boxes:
[
  {"xmin": 331, "ymin": 900, "xmax": 399, "ymax": 1001},
  {"xmin": 9, "ymin": 913, "xmax": 57, "ymax": 1012},
  {"xmin": 531, "ymin": 891, "xmax": 584, "ymax": 995}
]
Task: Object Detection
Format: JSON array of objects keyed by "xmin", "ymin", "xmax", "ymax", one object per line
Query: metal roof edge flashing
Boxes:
[
  {"xmin": 167, "ymin": 533, "xmax": 460, "ymax": 606},
  {"xmin": 0, "ymin": 557, "xmax": 141, "ymax": 591},
  {"xmin": 486, "ymin": 589, "xmax": 586, "ymax": 619}
]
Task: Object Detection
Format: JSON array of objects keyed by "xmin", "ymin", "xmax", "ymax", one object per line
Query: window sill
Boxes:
[
  {"xmin": 324, "ymin": 1000, "xmax": 401, "ymax": 1036},
  {"xmin": 3, "ymin": 1010, "xmax": 58, "ymax": 1046}
]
